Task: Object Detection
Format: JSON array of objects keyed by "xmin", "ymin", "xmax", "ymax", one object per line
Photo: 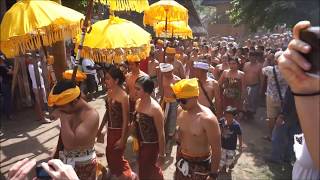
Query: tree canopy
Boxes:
[{"xmin": 228, "ymin": 0, "xmax": 319, "ymax": 32}]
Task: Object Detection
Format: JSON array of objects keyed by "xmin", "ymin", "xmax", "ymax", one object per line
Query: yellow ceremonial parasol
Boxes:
[
  {"xmin": 0, "ymin": 0, "xmax": 84, "ymax": 58},
  {"xmin": 154, "ymin": 21, "xmax": 193, "ymax": 39},
  {"xmin": 77, "ymin": 15, "xmax": 151, "ymax": 63},
  {"xmin": 143, "ymin": 0, "xmax": 188, "ymax": 27},
  {"xmin": 97, "ymin": 0, "xmax": 149, "ymax": 13}
]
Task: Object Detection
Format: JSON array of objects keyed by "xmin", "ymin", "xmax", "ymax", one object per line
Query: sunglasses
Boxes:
[{"xmin": 177, "ymin": 98, "xmax": 188, "ymax": 105}]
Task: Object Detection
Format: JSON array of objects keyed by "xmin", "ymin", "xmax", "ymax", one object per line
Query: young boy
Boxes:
[{"xmin": 219, "ymin": 106, "xmax": 243, "ymax": 172}]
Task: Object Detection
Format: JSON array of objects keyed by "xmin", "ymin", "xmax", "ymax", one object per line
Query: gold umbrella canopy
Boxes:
[
  {"xmin": 77, "ymin": 16, "xmax": 151, "ymax": 63},
  {"xmin": 97, "ymin": 0, "xmax": 149, "ymax": 13},
  {"xmin": 143, "ymin": 0, "xmax": 188, "ymax": 26},
  {"xmin": 0, "ymin": 0, "xmax": 84, "ymax": 58},
  {"xmin": 154, "ymin": 21, "xmax": 193, "ymax": 39}
]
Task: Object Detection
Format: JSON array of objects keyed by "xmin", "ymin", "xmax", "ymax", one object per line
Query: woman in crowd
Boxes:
[
  {"xmin": 134, "ymin": 76, "xmax": 165, "ymax": 180},
  {"xmin": 103, "ymin": 64, "xmax": 136, "ymax": 179}
]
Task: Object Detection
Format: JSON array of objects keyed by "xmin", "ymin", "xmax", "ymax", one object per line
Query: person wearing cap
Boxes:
[
  {"xmin": 219, "ymin": 106, "xmax": 243, "ymax": 173},
  {"xmin": 159, "ymin": 62, "xmax": 180, "ymax": 157},
  {"xmin": 243, "ymin": 51, "xmax": 263, "ymax": 119},
  {"xmin": 173, "ymin": 78, "xmax": 221, "ymax": 180},
  {"xmin": 125, "ymin": 55, "xmax": 149, "ymax": 123},
  {"xmin": 48, "ymin": 80, "xmax": 99, "ymax": 179},
  {"xmin": 218, "ymin": 57, "xmax": 246, "ymax": 120},
  {"xmin": 193, "ymin": 61, "xmax": 222, "ymax": 119},
  {"xmin": 165, "ymin": 47, "xmax": 186, "ymax": 79}
]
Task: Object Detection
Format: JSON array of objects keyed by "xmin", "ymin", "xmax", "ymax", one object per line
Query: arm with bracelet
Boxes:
[{"xmin": 278, "ymin": 21, "xmax": 320, "ymax": 169}]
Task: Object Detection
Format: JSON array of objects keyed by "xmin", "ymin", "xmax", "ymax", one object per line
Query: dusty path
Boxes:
[{"xmin": 0, "ymin": 96, "xmax": 292, "ymax": 180}]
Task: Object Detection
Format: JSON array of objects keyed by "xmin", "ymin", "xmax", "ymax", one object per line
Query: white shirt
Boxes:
[
  {"xmin": 28, "ymin": 62, "xmax": 45, "ymax": 89},
  {"xmin": 292, "ymin": 134, "xmax": 320, "ymax": 180}
]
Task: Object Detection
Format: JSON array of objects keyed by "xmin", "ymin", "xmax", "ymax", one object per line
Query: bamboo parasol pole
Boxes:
[{"xmin": 71, "ymin": 0, "xmax": 94, "ymax": 81}]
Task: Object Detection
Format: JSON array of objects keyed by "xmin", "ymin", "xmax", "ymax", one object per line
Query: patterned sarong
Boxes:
[{"xmin": 175, "ymin": 152, "xmax": 211, "ymax": 180}]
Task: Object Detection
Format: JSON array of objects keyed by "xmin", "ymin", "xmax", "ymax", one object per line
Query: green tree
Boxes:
[{"xmin": 228, "ymin": 0, "xmax": 319, "ymax": 32}]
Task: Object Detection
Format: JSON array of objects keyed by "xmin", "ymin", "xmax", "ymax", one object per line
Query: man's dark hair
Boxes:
[
  {"xmin": 136, "ymin": 76, "xmax": 154, "ymax": 94},
  {"xmin": 228, "ymin": 57, "xmax": 240, "ymax": 65},
  {"xmin": 249, "ymin": 51, "xmax": 259, "ymax": 57},
  {"xmin": 105, "ymin": 64, "xmax": 125, "ymax": 85},
  {"xmin": 52, "ymin": 80, "xmax": 76, "ymax": 95}
]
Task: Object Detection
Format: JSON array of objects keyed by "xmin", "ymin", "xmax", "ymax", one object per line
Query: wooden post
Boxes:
[
  {"xmin": 11, "ymin": 57, "xmax": 20, "ymax": 103},
  {"xmin": 52, "ymin": 42, "xmax": 67, "ymax": 81},
  {"xmin": 16, "ymin": 65, "xmax": 24, "ymax": 110},
  {"xmin": 32, "ymin": 53, "xmax": 45, "ymax": 120},
  {"xmin": 51, "ymin": 0, "xmax": 66, "ymax": 81},
  {"xmin": 20, "ymin": 56, "xmax": 32, "ymax": 107}
]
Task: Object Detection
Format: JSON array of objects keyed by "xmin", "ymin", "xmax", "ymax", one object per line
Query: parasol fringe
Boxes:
[
  {"xmin": 143, "ymin": 7, "xmax": 188, "ymax": 26},
  {"xmin": 97, "ymin": 0, "xmax": 149, "ymax": 13},
  {"xmin": 0, "ymin": 23, "xmax": 81, "ymax": 58},
  {"xmin": 78, "ymin": 44, "xmax": 150, "ymax": 64}
]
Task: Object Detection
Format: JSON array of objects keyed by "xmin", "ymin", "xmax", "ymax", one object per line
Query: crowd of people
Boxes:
[{"xmin": 3, "ymin": 21, "xmax": 320, "ymax": 180}]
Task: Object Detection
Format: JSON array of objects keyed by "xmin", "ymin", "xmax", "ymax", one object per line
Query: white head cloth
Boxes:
[{"xmin": 160, "ymin": 63, "xmax": 174, "ymax": 72}]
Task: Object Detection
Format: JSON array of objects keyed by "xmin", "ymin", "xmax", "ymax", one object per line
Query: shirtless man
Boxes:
[
  {"xmin": 148, "ymin": 47, "xmax": 160, "ymax": 97},
  {"xmin": 159, "ymin": 63, "xmax": 181, "ymax": 156},
  {"xmin": 48, "ymin": 80, "xmax": 99, "ymax": 179},
  {"xmin": 218, "ymin": 57, "xmax": 246, "ymax": 119},
  {"xmin": 125, "ymin": 55, "xmax": 149, "ymax": 122},
  {"xmin": 193, "ymin": 61, "xmax": 222, "ymax": 119},
  {"xmin": 165, "ymin": 47, "xmax": 186, "ymax": 79},
  {"xmin": 243, "ymin": 51, "xmax": 263, "ymax": 118},
  {"xmin": 172, "ymin": 78, "xmax": 221, "ymax": 180},
  {"xmin": 155, "ymin": 39, "xmax": 165, "ymax": 63}
]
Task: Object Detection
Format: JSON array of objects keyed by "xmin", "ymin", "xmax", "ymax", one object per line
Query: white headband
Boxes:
[
  {"xmin": 193, "ymin": 61, "xmax": 209, "ymax": 70},
  {"xmin": 160, "ymin": 63, "xmax": 174, "ymax": 72}
]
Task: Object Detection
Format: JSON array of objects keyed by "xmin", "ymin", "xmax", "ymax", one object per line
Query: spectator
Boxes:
[
  {"xmin": 82, "ymin": 58, "xmax": 98, "ymax": 101},
  {"xmin": 261, "ymin": 51, "xmax": 287, "ymax": 142},
  {"xmin": 278, "ymin": 21, "xmax": 319, "ymax": 179}
]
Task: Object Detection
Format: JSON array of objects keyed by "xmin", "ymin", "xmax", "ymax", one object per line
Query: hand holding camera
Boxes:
[{"xmin": 278, "ymin": 21, "xmax": 320, "ymax": 95}]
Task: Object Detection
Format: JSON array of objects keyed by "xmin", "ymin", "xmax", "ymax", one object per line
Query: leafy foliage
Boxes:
[{"xmin": 228, "ymin": 0, "xmax": 319, "ymax": 32}]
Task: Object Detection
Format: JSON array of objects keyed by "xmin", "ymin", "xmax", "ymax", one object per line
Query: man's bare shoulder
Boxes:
[
  {"xmin": 200, "ymin": 105, "xmax": 218, "ymax": 123},
  {"xmin": 119, "ymin": 91, "xmax": 129, "ymax": 103},
  {"xmin": 207, "ymin": 78, "xmax": 218, "ymax": 84},
  {"xmin": 83, "ymin": 107, "xmax": 99, "ymax": 123},
  {"xmin": 126, "ymin": 72, "xmax": 133, "ymax": 79},
  {"xmin": 238, "ymin": 70, "xmax": 245, "ymax": 76}
]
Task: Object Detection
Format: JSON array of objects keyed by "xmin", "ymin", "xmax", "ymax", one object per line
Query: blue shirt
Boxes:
[{"xmin": 219, "ymin": 118, "xmax": 242, "ymax": 150}]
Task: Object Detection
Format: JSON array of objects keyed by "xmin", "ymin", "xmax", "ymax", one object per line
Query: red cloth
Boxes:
[
  {"xmin": 74, "ymin": 158, "xmax": 97, "ymax": 180},
  {"xmin": 106, "ymin": 128, "xmax": 132, "ymax": 178},
  {"xmin": 138, "ymin": 143, "xmax": 163, "ymax": 180},
  {"xmin": 222, "ymin": 95, "xmax": 243, "ymax": 111},
  {"xmin": 139, "ymin": 58, "xmax": 148, "ymax": 74}
]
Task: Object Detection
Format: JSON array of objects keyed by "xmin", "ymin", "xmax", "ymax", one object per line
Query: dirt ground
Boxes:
[{"xmin": 0, "ymin": 95, "xmax": 292, "ymax": 180}]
